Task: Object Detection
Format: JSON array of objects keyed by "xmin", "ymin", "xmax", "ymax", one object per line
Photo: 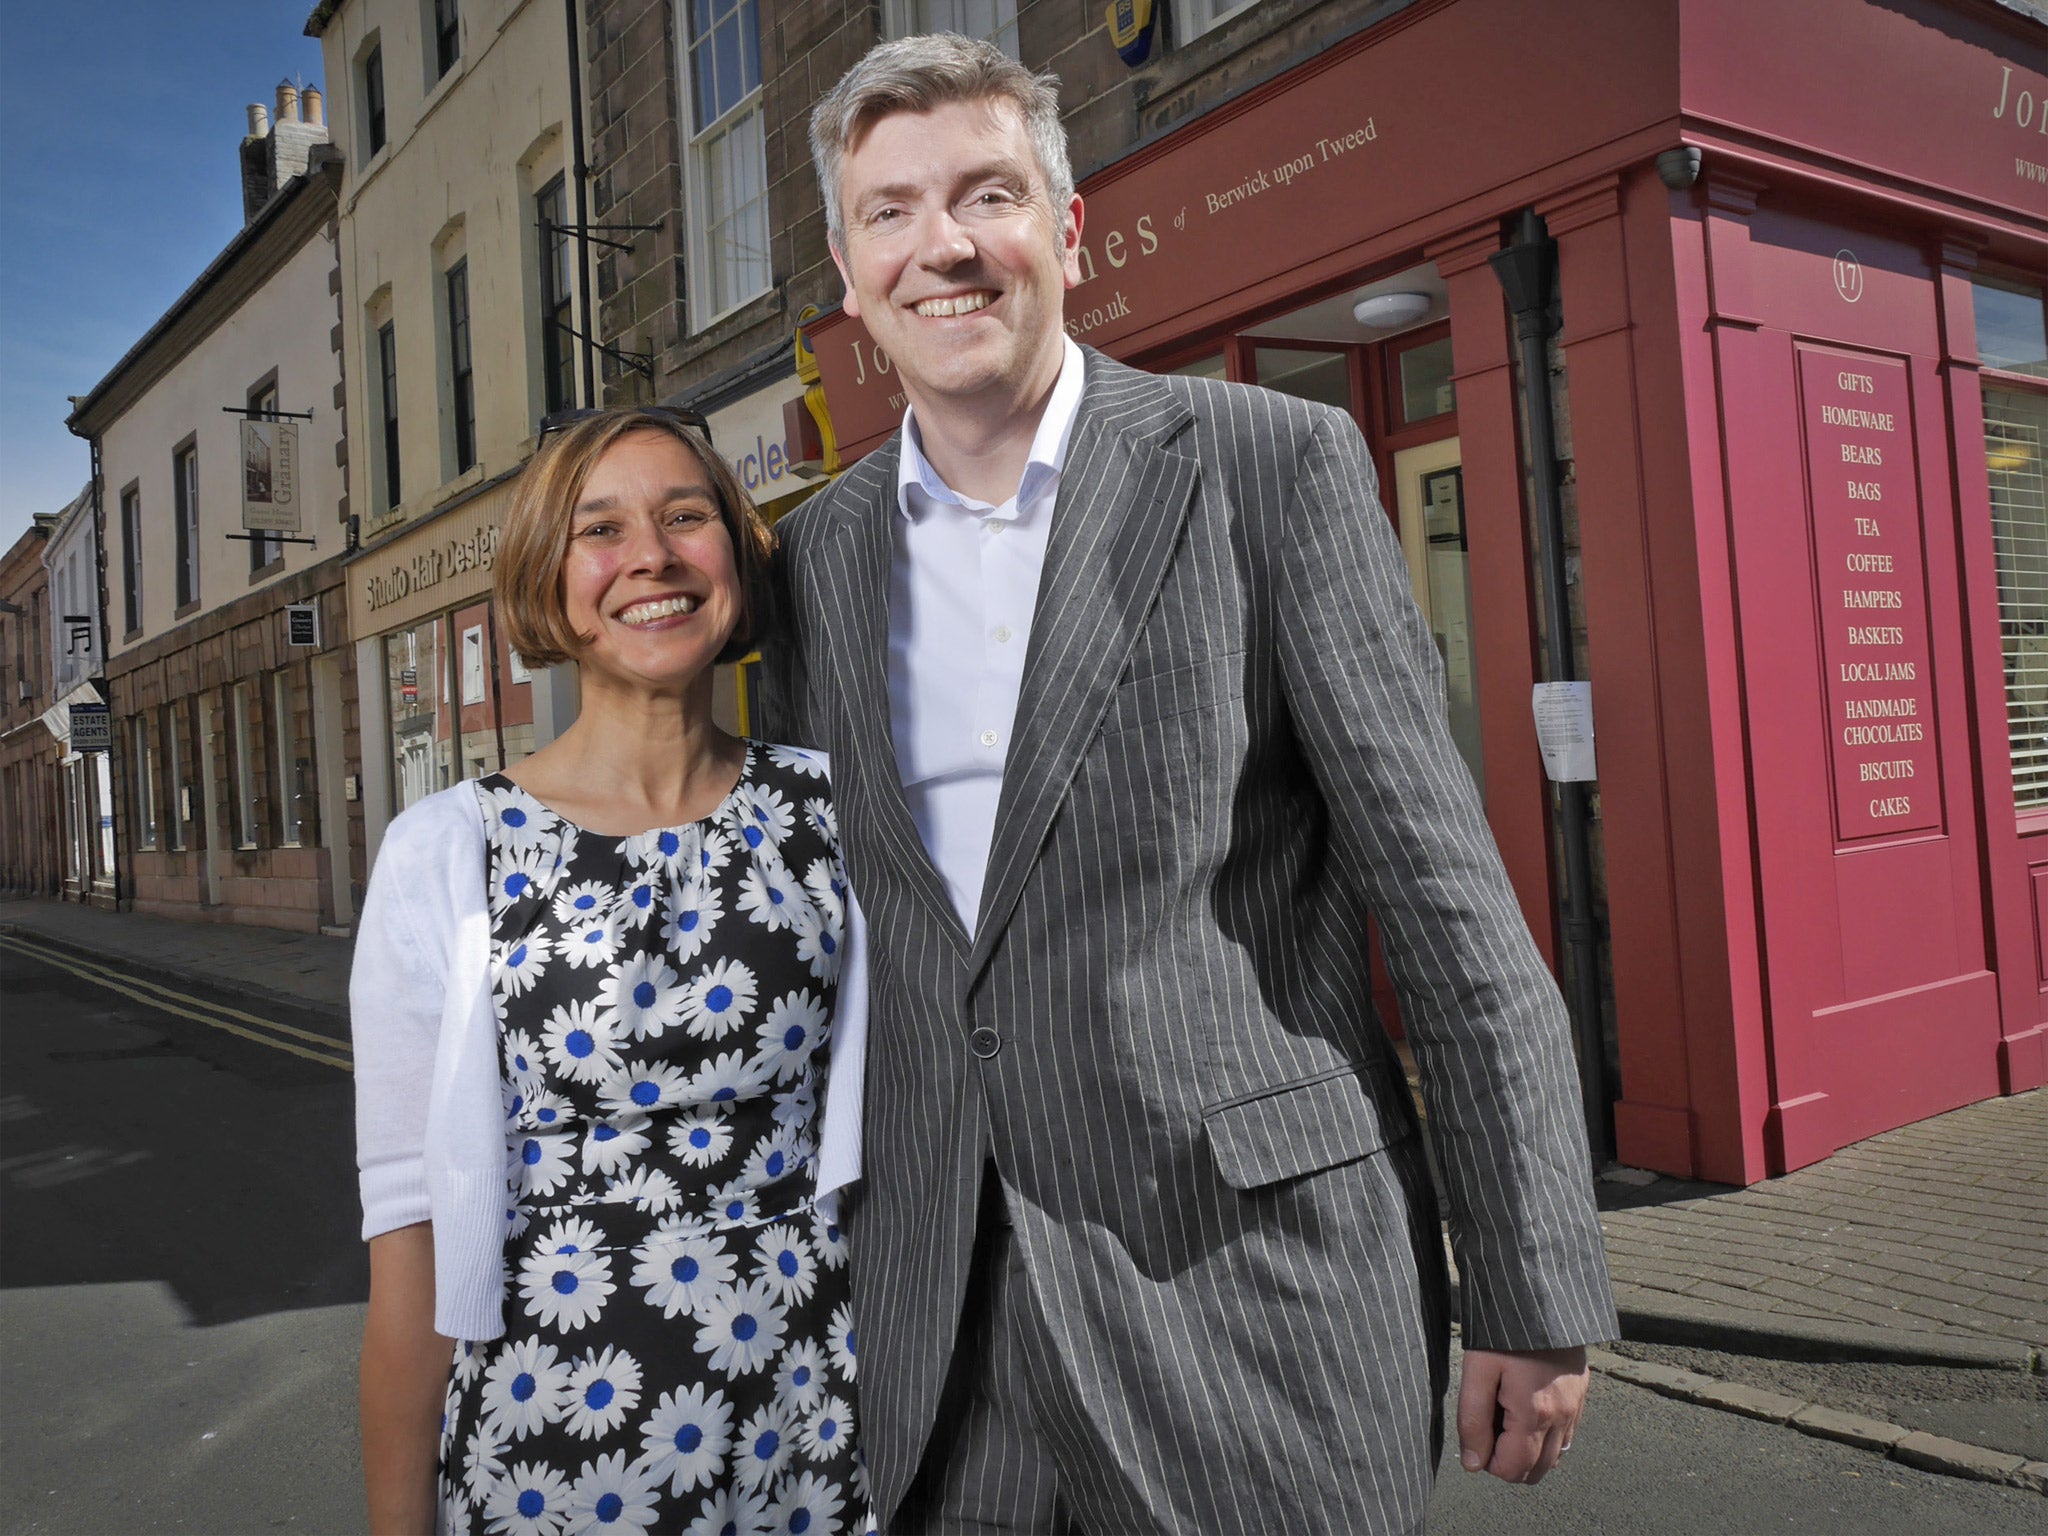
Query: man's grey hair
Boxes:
[{"xmin": 809, "ymin": 33, "xmax": 1074, "ymax": 253}]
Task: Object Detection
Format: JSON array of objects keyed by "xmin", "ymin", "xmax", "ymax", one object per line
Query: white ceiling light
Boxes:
[{"xmin": 1352, "ymin": 291, "xmax": 1432, "ymax": 330}]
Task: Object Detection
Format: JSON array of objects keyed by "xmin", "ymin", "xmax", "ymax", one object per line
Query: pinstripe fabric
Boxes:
[{"xmin": 759, "ymin": 349, "xmax": 1618, "ymax": 1534}]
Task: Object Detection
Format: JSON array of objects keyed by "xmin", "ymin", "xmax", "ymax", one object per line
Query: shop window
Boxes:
[
  {"xmin": 387, "ymin": 604, "xmax": 536, "ymax": 812},
  {"xmin": 120, "ymin": 484, "xmax": 142, "ymax": 635},
  {"xmin": 247, "ymin": 379, "xmax": 282, "ymax": 570},
  {"xmin": 536, "ymin": 175, "xmax": 575, "ymax": 416},
  {"xmin": 273, "ymin": 669, "xmax": 304, "ymax": 846},
  {"xmin": 1394, "ymin": 333, "xmax": 1456, "ymax": 425},
  {"xmin": 231, "ymin": 681, "xmax": 260, "ymax": 848},
  {"xmin": 1982, "ymin": 277, "xmax": 2048, "ymax": 812},
  {"xmin": 1988, "ymin": 386, "xmax": 2048, "ymax": 809},
  {"xmin": 679, "ymin": 0, "xmax": 769, "ymax": 325},
  {"xmin": 1166, "ymin": 353, "xmax": 1227, "ymax": 380},
  {"xmin": 883, "ymin": 0, "xmax": 1018, "ymax": 56},
  {"xmin": 174, "ymin": 443, "xmax": 200, "ymax": 610},
  {"xmin": 447, "ymin": 260, "xmax": 477, "ymax": 473},
  {"xmin": 1976, "ymin": 275, "xmax": 2048, "ymax": 380},
  {"xmin": 165, "ymin": 704, "xmax": 188, "ymax": 850},
  {"xmin": 132, "ymin": 714, "xmax": 158, "ymax": 851},
  {"xmin": 1255, "ymin": 346, "xmax": 1351, "ymax": 412},
  {"xmin": 387, "ymin": 618, "xmax": 448, "ymax": 815},
  {"xmin": 93, "ymin": 753, "xmax": 115, "ymax": 879}
]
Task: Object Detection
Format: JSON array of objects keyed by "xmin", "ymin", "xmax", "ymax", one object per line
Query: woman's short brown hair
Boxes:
[{"xmin": 495, "ymin": 408, "xmax": 776, "ymax": 669}]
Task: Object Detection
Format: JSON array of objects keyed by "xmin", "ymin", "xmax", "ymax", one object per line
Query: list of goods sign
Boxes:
[{"xmin": 1800, "ymin": 346, "xmax": 1940, "ymax": 841}]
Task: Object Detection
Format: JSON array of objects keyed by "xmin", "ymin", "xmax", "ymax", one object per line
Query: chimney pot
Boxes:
[
  {"xmin": 302, "ymin": 84, "xmax": 325, "ymax": 130},
  {"xmin": 247, "ymin": 103, "xmax": 271, "ymax": 137},
  {"xmin": 276, "ymin": 79, "xmax": 300, "ymax": 122}
]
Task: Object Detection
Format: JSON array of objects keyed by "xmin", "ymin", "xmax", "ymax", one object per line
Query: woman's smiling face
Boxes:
[{"xmin": 559, "ymin": 427, "xmax": 741, "ymax": 694}]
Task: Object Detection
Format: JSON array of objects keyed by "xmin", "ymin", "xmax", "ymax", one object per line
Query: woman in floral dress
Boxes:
[{"xmin": 352, "ymin": 409, "xmax": 868, "ymax": 1536}]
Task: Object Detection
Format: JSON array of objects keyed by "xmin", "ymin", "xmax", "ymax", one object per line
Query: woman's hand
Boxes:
[{"xmin": 360, "ymin": 1224, "xmax": 449, "ymax": 1535}]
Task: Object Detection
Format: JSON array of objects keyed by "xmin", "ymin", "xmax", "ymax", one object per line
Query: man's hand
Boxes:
[{"xmin": 1456, "ymin": 1345, "xmax": 1589, "ymax": 1484}]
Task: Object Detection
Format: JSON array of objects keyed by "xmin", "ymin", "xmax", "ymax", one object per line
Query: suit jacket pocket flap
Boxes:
[{"xmin": 1202, "ymin": 1067, "xmax": 1403, "ymax": 1191}]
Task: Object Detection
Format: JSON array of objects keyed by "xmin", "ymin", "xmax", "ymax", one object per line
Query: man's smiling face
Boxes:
[{"xmin": 831, "ymin": 96, "xmax": 1084, "ymax": 418}]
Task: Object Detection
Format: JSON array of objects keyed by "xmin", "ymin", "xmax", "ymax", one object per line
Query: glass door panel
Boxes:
[{"xmin": 1393, "ymin": 438, "xmax": 1483, "ymax": 800}]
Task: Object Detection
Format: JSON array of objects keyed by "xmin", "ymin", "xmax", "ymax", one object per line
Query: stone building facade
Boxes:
[
  {"xmin": 68, "ymin": 85, "xmax": 363, "ymax": 932},
  {"xmin": 0, "ymin": 518, "xmax": 63, "ymax": 897}
]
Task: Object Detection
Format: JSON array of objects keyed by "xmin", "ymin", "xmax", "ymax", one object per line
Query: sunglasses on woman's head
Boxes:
[{"xmin": 535, "ymin": 405, "xmax": 713, "ymax": 449}]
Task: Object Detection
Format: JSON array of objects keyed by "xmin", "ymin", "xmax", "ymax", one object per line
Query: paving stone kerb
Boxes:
[
  {"xmin": 1599, "ymin": 1090, "xmax": 2048, "ymax": 1367},
  {"xmin": 0, "ymin": 897, "xmax": 352, "ymax": 1029},
  {"xmin": 1590, "ymin": 1349, "xmax": 2047, "ymax": 1495}
]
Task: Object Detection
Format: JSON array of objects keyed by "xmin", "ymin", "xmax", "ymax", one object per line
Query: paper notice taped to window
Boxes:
[{"xmin": 1532, "ymin": 681, "xmax": 1597, "ymax": 782}]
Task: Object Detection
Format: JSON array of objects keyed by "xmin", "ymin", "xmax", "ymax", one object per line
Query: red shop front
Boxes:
[{"xmin": 803, "ymin": 0, "xmax": 2048, "ymax": 1185}]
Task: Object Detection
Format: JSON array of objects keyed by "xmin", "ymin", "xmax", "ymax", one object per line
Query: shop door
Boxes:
[{"xmin": 1392, "ymin": 439, "xmax": 1483, "ymax": 800}]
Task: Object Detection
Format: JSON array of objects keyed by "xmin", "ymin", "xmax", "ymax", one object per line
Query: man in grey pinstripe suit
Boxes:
[{"xmin": 761, "ymin": 34, "xmax": 1618, "ymax": 1535}]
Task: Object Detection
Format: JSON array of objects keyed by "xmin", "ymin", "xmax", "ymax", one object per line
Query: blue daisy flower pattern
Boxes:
[{"xmin": 439, "ymin": 747, "xmax": 868, "ymax": 1534}]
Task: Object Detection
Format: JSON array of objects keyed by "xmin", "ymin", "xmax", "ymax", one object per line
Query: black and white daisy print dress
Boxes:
[{"xmin": 439, "ymin": 743, "xmax": 870, "ymax": 1536}]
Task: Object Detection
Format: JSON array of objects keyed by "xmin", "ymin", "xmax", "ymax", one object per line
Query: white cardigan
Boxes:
[{"xmin": 350, "ymin": 772, "xmax": 868, "ymax": 1342}]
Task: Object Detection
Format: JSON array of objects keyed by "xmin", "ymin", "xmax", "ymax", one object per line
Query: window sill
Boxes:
[
  {"xmin": 680, "ymin": 286, "xmax": 785, "ymax": 364},
  {"xmin": 123, "ymin": 627, "xmax": 142, "ymax": 645},
  {"xmin": 174, "ymin": 600, "xmax": 201, "ymax": 620},
  {"xmin": 430, "ymin": 462, "xmax": 486, "ymax": 508},
  {"xmin": 247, "ymin": 556, "xmax": 286, "ymax": 586}
]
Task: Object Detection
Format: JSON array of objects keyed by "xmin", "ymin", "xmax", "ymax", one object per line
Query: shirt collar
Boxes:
[{"xmin": 897, "ymin": 337, "xmax": 1088, "ymax": 521}]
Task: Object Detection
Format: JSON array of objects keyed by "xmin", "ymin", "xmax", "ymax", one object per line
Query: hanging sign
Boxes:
[
  {"xmin": 241, "ymin": 419, "xmax": 302, "ymax": 533},
  {"xmin": 69, "ymin": 702, "xmax": 111, "ymax": 752}
]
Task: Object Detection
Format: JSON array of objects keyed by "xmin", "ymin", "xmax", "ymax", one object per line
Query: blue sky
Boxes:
[{"xmin": 0, "ymin": 3, "xmax": 326, "ymax": 547}]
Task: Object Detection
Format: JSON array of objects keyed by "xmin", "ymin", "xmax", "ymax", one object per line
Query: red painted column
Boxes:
[
  {"xmin": 1665, "ymin": 167, "xmax": 1780, "ymax": 1184},
  {"xmin": 1430, "ymin": 224, "xmax": 1560, "ymax": 968}
]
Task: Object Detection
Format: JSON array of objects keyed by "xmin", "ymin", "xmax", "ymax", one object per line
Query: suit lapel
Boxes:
[
  {"xmin": 810, "ymin": 443, "xmax": 971, "ymax": 957},
  {"xmin": 969, "ymin": 356, "xmax": 1198, "ymax": 977}
]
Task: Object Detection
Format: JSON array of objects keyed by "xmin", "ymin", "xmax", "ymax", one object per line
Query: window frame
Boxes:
[
  {"xmin": 273, "ymin": 668, "xmax": 303, "ymax": 847},
  {"xmin": 432, "ymin": 0, "xmax": 461, "ymax": 81},
  {"xmin": 363, "ymin": 43, "xmax": 387, "ymax": 158},
  {"xmin": 377, "ymin": 319, "xmax": 402, "ymax": 511},
  {"xmin": 446, "ymin": 259, "xmax": 477, "ymax": 473},
  {"xmin": 881, "ymin": 0, "xmax": 1020, "ymax": 56},
  {"xmin": 1176, "ymin": 0, "xmax": 1260, "ymax": 44},
  {"xmin": 1976, "ymin": 273, "xmax": 2048, "ymax": 825},
  {"xmin": 535, "ymin": 175, "xmax": 575, "ymax": 416},
  {"xmin": 119, "ymin": 482, "xmax": 142, "ymax": 636},
  {"xmin": 132, "ymin": 713, "xmax": 158, "ymax": 851},
  {"xmin": 677, "ymin": 0, "xmax": 770, "ymax": 328},
  {"xmin": 173, "ymin": 440, "xmax": 200, "ymax": 612},
  {"xmin": 230, "ymin": 680, "xmax": 260, "ymax": 849},
  {"xmin": 165, "ymin": 703, "xmax": 188, "ymax": 851}
]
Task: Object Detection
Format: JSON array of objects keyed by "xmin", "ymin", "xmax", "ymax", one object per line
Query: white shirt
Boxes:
[{"xmin": 888, "ymin": 338, "xmax": 1088, "ymax": 933}]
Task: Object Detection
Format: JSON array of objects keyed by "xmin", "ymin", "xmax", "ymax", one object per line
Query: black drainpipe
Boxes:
[
  {"xmin": 565, "ymin": 0, "xmax": 598, "ymax": 408},
  {"xmin": 1489, "ymin": 208, "xmax": 1613, "ymax": 1167}
]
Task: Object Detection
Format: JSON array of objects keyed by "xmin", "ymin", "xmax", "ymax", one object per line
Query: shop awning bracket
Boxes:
[
  {"xmin": 552, "ymin": 318, "xmax": 653, "ymax": 381},
  {"xmin": 539, "ymin": 217, "xmax": 663, "ymax": 255},
  {"xmin": 220, "ymin": 405, "xmax": 316, "ymax": 421}
]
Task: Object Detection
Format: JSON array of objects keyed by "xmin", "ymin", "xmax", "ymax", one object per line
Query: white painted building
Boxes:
[{"xmin": 68, "ymin": 83, "xmax": 361, "ymax": 931}]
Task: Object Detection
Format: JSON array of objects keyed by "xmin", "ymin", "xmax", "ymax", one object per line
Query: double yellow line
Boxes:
[{"xmin": 0, "ymin": 931, "xmax": 353, "ymax": 1072}]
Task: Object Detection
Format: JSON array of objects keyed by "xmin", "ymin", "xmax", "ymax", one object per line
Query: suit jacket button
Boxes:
[{"xmin": 970, "ymin": 1027, "xmax": 1001, "ymax": 1058}]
